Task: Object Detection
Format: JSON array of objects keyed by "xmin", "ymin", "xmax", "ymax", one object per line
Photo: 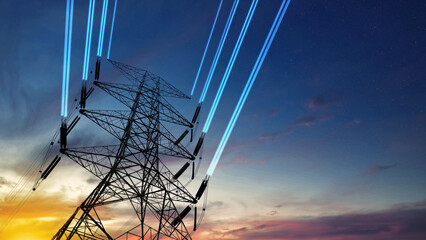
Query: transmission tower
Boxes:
[{"xmin": 53, "ymin": 60, "xmax": 198, "ymax": 240}]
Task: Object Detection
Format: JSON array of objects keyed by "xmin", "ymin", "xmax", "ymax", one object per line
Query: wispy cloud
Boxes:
[
  {"xmin": 223, "ymin": 227, "xmax": 248, "ymax": 237},
  {"xmin": 257, "ymin": 131, "xmax": 286, "ymax": 142},
  {"xmin": 366, "ymin": 161, "xmax": 397, "ymax": 174},
  {"xmin": 222, "ymin": 114, "xmax": 333, "ymax": 155},
  {"xmin": 235, "ymin": 94, "xmax": 339, "ymax": 151},
  {"xmin": 257, "ymin": 114, "xmax": 333, "ymax": 142},
  {"xmin": 0, "ymin": 177, "xmax": 15, "ymax": 189},
  {"xmin": 346, "ymin": 118, "xmax": 361, "ymax": 126},
  {"xmin": 289, "ymin": 114, "xmax": 333, "ymax": 128},
  {"xmin": 266, "ymin": 108, "xmax": 281, "ymax": 118},
  {"xmin": 305, "ymin": 94, "xmax": 343, "ymax": 110},
  {"xmin": 241, "ymin": 94, "xmax": 337, "ymax": 146},
  {"xmin": 244, "ymin": 107, "xmax": 282, "ymax": 121},
  {"xmin": 194, "ymin": 204, "xmax": 426, "ymax": 240}
]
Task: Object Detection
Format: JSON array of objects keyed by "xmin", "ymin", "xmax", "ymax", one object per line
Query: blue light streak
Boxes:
[
  {"xmin": 65, "ymin": 0, "xmax": 74, "ymax": 118},
  {"xmin": 97, "ymin": 0, "xmax": 109, "ymax": 57},
  {"xmin": 82, "ymin": 0, "xmax": 91, "ymax": 80},
  {"xmin": 107, "ymin": 0, "xmax": 118, "ymax": 59},
  {"xmin": 190, "ymin": 0, "xmax": 223, "ymax": 96},
  {"xmin": 203, "ymin": 0, "xmax": 258, "ymax": 133},
  {"xmin": 101, "ymin": 0, "xmax": 109, "ymax": 53},
  {"xmin": 83, "ymin": 0, "xmax": 95, "ymax": 80},
  {"xmin": 86, "ymin": 0, "xmax": 95, "ymax": 79},
  {"xmin": 199, "ymin": 0, "xmax": 239, "ymax": 104},
  {"xmin": 207, "ymin": 0, "xmax": 292, "ymax": 176},
  {"xmin": 61, "ymin": 0, "xmax": 74, "ymax": 117},
  {"xmin": 61, "ymin": 0, "xmax": 70, "ymax": 116},
  {"xmin": 97, "ymin": 0, "xmax": 105, "ymax": 56}
]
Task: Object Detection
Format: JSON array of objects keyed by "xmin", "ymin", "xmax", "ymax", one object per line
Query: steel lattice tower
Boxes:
[{"xmin": 53, "ymin": 60, "xmax": 196, "ymax": 240}]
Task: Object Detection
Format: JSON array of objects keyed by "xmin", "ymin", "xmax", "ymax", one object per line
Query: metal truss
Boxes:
[{"xmin": 53, "ymin": 60, "xmax": 195, "ymax": 240}]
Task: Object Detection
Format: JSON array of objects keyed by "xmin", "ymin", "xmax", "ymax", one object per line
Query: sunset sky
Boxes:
[{"xmin": 1, "ymin": 0, "xmax": 426, "ymax": 239}]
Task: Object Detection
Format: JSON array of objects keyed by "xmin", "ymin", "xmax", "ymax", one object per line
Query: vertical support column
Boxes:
[{"xmin": 54, "ymin": 78, "xmax": 145, "ymax": 240}]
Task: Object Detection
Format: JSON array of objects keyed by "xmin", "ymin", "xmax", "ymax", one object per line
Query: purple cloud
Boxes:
[
  {"xmin": 289, "ymin": 114, "xmax": 333, "ymax": 128},
  {"xmin": 222, "ymin": 114, "xmax": 333, "ymax": 154},
  {"xmin": 244, "ymin": 107, "xmax": 282, "ymax": 121},
  {"xmin": 266, "ymin": 108, "xmax": 281, "ymax": 118},
  {"xmin": 367, "ymin": 161, "xmax": 397, "ymax": 174},
  {"xmin": 305, "ymin": 94, "xmax": 343, "ymax": 110},
  {"xmin": 256, "ymin": 114, "xmax": 333, "ymax": 142},
  {"xmin": 257, "ymin": 131, "xmax": 286, "ymax": 142},
  {"xmin": 223, "ymin": 227, "xmax": 248, "ymax": 237},
  {"xmin": 195, "ymin": 206, "xmax": 426, "ymax": 240}
]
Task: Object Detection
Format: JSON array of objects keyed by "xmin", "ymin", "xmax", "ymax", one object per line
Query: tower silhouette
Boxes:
[{"xmin": 53, "ymin": 60, "xmax": 196, "ymax": 240}]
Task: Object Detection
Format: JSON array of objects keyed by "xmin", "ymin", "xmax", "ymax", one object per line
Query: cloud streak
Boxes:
[
  {"xmin": 244, "ymin": 107, "xmax": 282, "ymax": 121},
  {"xmin": 256, "ymin": 114, "xmax": 333, "ymax": 143},
  {"xmin": 0, "ymin": 177, "xmax": 15, "ymax": 189},
  {"xmin": 305, "ymin": 94, "xmax": 343, "ymax": 110},
  {"xmin": 367, "ymin": 161, "xmax": 397, "ymax": 174},
  {"xmin": 289, "ymin": 114, "xmax": 333, "ymax": 128},
  {"xmin": 193, "ymin": 206, "xmax": 426, "ymax": 240}
]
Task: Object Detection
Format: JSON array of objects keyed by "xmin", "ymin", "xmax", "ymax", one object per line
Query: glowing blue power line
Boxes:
[
  {"xmin": 107, "ymin": 0, "xmax": 118, "ymax": 59},
  {"xmin": 65, "ymin": 0, "xmax": 74, "ymax": 117},
  {"xmin": 207, "ymin": 0, "xmax": 292, "ymax": 176},
  {"xmin": 199, "ymin": 0, "xmax": 239, "ymax": 104},
  {"xmin": 83, "ymin": 0, "xmax": 95, "ymax": 80},
  {"xmin": 82, "ymin": 0, "xmax": 91, "ymax": 80},
  {"xmin": 203, "ymin": 0, "xmax": 258, "ymax": 133},
  {"xmin": 101, "ymin": 0, "xmax": 109, "ymax": 54},
  {"xmin": 87, "ymin": 0, "xmax": 95, "ymax": 78},
  {"xmin": 190, "ymin": 0, "xmax": 223, "ymax": 96},
  {"xmin": 97, "ymin": 0, "xmax": 109, "ymax": 57},
  {"xmin": 61, "ymin": 0, "xmax": 70, "ymax": 117},
  {"xmin": 97, "ymin": 0, "xmax": 105, "ymax": 56},
  {"xmin": 61, "ymin": 0, "xmax": 74, "ymax": 117}
]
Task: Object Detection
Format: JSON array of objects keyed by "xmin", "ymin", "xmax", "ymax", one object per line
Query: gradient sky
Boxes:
[{"xmin": 1, "ymin": 0, "xmax": 426, "ymax": 239}]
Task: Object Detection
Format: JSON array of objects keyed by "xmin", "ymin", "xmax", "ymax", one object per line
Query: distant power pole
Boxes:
[{"xmin": 53, "ymin": 60, "xmax": 197, "ymax": 240}]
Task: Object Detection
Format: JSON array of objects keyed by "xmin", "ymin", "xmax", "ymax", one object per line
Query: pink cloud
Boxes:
[
  {"xmin": 305, "ymin": 94, "xmax": 343, "ymax": 110},
  {"xmin": 366, "ymin": 161, "xmax": 397, "ymax": 174},
  {"xmin": 218, "ymin": 114, "xmax": 333, "ymax": 156},
  {"xmin": 243, "ymin": 107, "xmax": 282, "ymax": 121},
  {"xmin": 192, "ymin": 207, "xmax": 426, "ymax": 240},
  {"xmin": 289, "ymin": 114, "xmax": 333, "ymax": 128}
]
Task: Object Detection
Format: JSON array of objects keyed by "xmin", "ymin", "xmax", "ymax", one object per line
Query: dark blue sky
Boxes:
[{"xmin": 0, "ymin": 1, "xmax": 425, "ymax": 239}]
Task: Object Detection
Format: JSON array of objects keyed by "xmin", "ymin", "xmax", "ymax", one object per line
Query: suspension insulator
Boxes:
[
  {"xmin": 193, "ymin": 134, "xmax": 205, "ymax": 156},
  {"xmin": 60, "ymin": 122, "xmax": 67, "ymax": 149},
  {"xmin": 191, "ymin": 161, "xmax": 195, "ymax": 180},
  {"xmin": 41, "ymin": 156, "xmax": 61, "ymax": 180},
  {"xmin": 80, "ymin": 85, "xmax": 87, "ymax": 109},
  {"xmin": 193, "ymin": 206, "xmax": 198, "ymax": 231},
  {"xmin": 173, "ymin": 162, "xmax": 190, "ymax": 180},
  {"xmin": 95, "ymin": 59, "xmax": 101, "ymax": 80},
  {"xmin": 192, "ymin": 104, "xmax": 202, "ymax": 124},
  {"xmin": 174, "ymin": 129, "xmax": 189, "ymax": 145},
  {"xmin": 171, "ymin": 205, "xmax": 191, "ymax": 226},
  {"xmin": 195, "ymin": 179, "xmax": 209, "ymax": 200}
]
